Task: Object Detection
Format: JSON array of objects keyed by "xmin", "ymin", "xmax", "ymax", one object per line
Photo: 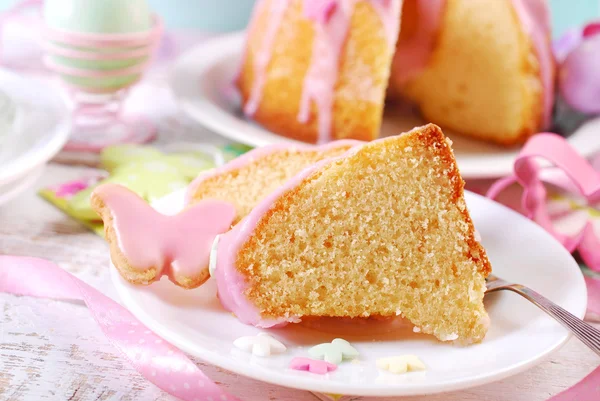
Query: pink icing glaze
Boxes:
[
  {"xmin": 185, "ymin": 139, "xmax": 364, "ymax": 205},
  {"xmin": 241, "ymin": 0, "xmax": 401, "ymax": 143},
  {"xmin": 393, "ymin": 0, "xmax": 553, "ymax": 128},
  {"xmin": 298, "ymin": 0, "xmax": 358, "ymax": 144},
  {"xmin": 243, "ymin": 0, "xmax": 289, "ymax": 116},
  {"xmin": 213, "ymin": 139, "xmax": 373, "ymax": 327},
  {"xmin": 391, "ymin": 0, "xmax": 445, "ymax": 85},
  {"xmin": 214, "ymin": 158, "xmax": 335, "ymax": 327},
  {"xmin": 299, "ymin": 0, "xmax": 401, "ymax": 144},
  {"xmin": 510, "ymin": 0, "xmax": 554, "ymax": 128},
  {"xmin": 370, "ymin": 0, "xmax": 403, "ymax": 51},
  {"xmin": 94, "ymin": 184, "xmax": 236, "ymax": 283}
]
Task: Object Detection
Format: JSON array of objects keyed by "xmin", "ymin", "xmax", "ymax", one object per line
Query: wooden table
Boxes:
[{"xmin": 0, "ymin": 160, "xmax": 598, "ymax": 401}]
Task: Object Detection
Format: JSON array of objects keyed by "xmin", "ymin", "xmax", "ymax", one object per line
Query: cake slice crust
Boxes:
[
  {"xmin": 236, "ymin": 124, "xmax": 491, "ymax": 343},
  {"xmin": 189, "ymin": 142, "xmax": 359, "ymax": 224}
]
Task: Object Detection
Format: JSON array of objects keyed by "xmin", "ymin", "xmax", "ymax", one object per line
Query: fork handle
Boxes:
[{"xmin": 506, "ymin": 284, "xmax": 600, "ymax": 357}]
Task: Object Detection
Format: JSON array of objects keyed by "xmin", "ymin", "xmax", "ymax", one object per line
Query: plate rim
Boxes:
[
  {"xmin": 0, "ymin": 68, "xmax": 71, "ymax": 185},
  {"xmin": 168, "ymin": 31, "xmax": 600, "ymax": 179},
  {"xmin": 111, "ymin": 190, "xmax": 587, "ymax": 397},
  {"xmin": 0, "ymin": 165, "xmax": 45, "ymax": 206}
]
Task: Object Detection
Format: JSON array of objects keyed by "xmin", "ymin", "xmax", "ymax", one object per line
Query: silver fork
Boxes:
[{"xmin": 486, "ymin": 274, "xmax": 600, "ymax": 357}]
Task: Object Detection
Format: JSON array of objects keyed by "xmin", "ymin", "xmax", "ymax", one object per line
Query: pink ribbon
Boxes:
[
  {"xmin": 586, "ymin": 276, "xmax": 600, "ymax": 318},
  {"xmin": 487, "ymin": 133, "xmax": 600, "ymax": 272},
  {"xmin": 0, "ymin": 254, "xmax": 599, "ymax": 399},
  {"xmin": 0, "ymin": 256, "xmax": 241, "ymax": 401},
  {"xmin": 548, "ymin": 365, "xmax": 600, "ymax": 400}
]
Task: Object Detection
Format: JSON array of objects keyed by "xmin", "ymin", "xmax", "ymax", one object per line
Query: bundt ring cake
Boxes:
[
  {"xmin": 92, "ymin": 124, "xmax": 492, "ymax": 344},
  {"xmin": 236, "ymin": 0, "xmax": 554, "ymax": 146}
]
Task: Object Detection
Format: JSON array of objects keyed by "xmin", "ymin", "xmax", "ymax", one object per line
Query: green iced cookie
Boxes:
[
  {"xmin": 67, "ymin": 160, "xmax": 190, "ymax": 221},
  {"xmin": 100, "ymin": 144, "xmax": 163, "ymax": 172}
]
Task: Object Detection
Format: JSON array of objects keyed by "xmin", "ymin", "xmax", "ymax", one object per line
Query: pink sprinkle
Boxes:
[
  {"xmin": 289, "ymin": 357, "xmax": 337, "ymax": 375},
  {"xmin": 54, "ymin": 180, "xmax": 90, "ymax": 198}
]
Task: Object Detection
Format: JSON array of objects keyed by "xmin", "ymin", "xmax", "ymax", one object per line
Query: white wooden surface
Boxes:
[
  {"xmin": 0, "ymin": 162, "xmax": 599, "ymax": 401},
  {"xmin": 0, "ymin": 57, "xmax": 598, "ymax": 400}
]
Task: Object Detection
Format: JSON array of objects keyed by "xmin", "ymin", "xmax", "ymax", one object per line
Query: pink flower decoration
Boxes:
[
  {"xmin": 488, "ymin": 133, "xmax": 600, "ymax": 272},
  {"xmin": 556, "ymin": 21, "xmax": 600, "ymax": 114},
  {"xmin": 290, "ymin": 357, "xmax": 337, "ymax": 375},
  {"xmin": 53, "ymin": 179, "xmax": 95, "ymax": 198},
  {"xmin": 583, "ymin": 21, "xmax": 600, "ymax": 38}
]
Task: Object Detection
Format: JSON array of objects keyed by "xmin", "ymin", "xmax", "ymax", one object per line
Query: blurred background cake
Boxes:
[{"xmin": 236, "ymin": 0, "xmax": 556, "ymax": 146}]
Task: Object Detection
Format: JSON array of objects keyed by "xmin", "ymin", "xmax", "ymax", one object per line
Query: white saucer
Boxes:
[
  {"xmin": 111, "ymin": 189, "xmax": 587, "ymax": 397},
  {"xmin": 169, "ymin": 32, "xmax": 600, "ymax": 179},
  {"xmin": 0, "ymin": 165, "xmax": 44, "ymax": 206},
  {"xmin": 0, "ymin": 68, "xmax": 70, "ymax": 191}
]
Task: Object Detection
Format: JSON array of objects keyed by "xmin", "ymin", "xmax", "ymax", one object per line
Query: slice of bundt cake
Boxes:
[
  {"xmin": 188, "ymin": 140, "xmax": 361, "ymax": 224},
  {"xmin": 214, "ymin": 124, "xmax": 491, "ymax": 344}
]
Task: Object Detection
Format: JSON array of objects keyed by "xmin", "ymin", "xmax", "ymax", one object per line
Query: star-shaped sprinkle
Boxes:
[
  {"xmin": 376, "ymin": 355, "xmax": 426, "ymax": 374},
  {"xmin": 308, "ymin": 338, "xmax": 359, "ymax": 364},
  {"xmin": 233, "ymin": 333, "xmax": 286, "ymax": 357},
  {"xmin": 289, "ymin": 357, "xmax": 337, "ymax": 375}
]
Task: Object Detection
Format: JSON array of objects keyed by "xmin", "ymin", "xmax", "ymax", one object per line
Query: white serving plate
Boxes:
[
  {"xmin": 111, "ymin": 189, "xmax": 587, "ymax": 397},
  {"xmin": 169, "ymin": 32, "xmax": 600, "ymax": 179},
  {"xmin": 0, "ymin": 68, "xmax": 70, "ymax": 194}
]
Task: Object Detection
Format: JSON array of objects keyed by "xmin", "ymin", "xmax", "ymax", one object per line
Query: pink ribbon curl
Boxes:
[
  {"xmin": 487, "ymin": 133, "xmax": 600, "ymax": 272},
  {"xmin": 0, "ymin": 256, "xmax": 241, "ymax": 401},
  {"xmin": 1, "ymin": 253, "xmax": 600, "ymax": 399}
]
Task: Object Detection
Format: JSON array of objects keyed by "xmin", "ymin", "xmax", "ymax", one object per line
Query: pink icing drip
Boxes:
[
  {"xmin": 233, "ymin": 0, "xmax": 268, "ymax": 84},
  {"xmin": 391, "ymin": 0, "xmax": 446, "ymax": 85},
  {"xmin": 215, "ymin": 159, "xmax": 332, "ymax": 327},
  {"xmin": 510, "ymin": 0, "xmax": 554, "ymax": 129},
  {"xmin": 298, "ymin": 0, "xmax": 357, "ymax": 144},
  {"xmin": 95, "ymin": 184, "xmax": 236, "ymax": 282},
  {"xmin": 211, "ymin": 139, "xmax": 364, "ymax": 327},
  {"xmin": 370, "ymin": 0, "xmax": 403, "ymax": 51},
  {"xmin": 298, "ymin": 0, "xmax": 400, "ymax": 144},
  {"xmin": 244, "ymin": 0, "xmax": 290, "ymax": 116}
]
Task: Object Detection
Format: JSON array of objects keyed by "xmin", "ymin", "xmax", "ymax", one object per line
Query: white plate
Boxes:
[
  {"xmin": 0, "ymin": 68, "xmax": 70, "ymax": 187},
  {"xmin": 169, "ymin": 32, "xmax": 600, "ymax": 179},
  {"xmin": 0, "ymin": 165, "xmax": 44, "ymax": 206},
  {"xmin": 111, "ymin": 189, "xmax": 587, "ymax": 397}
]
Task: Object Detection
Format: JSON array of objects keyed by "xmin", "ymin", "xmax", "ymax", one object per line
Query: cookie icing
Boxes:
[
  {"xmin": 510, "ymin": 0, "xmax": 554, "ymax": 128},
  {"xmin": 94, "ymin": 184, "xmax": 236, "ymax": 282}
]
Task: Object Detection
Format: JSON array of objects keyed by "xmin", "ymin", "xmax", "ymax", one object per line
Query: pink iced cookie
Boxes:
[
  {"xmin": 558, "ymin": 22, "xmax": 600, "ymax": 114},
  {"xmin": 289, "ymin": 357, "xmax": 337, "ymax": 375},
  {"xmin": 91, "ymin": 183, "xmax": 236, "ymax": 288}
]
